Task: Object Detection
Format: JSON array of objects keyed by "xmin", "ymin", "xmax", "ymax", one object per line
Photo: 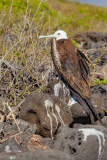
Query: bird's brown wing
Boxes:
[
  {"xmin": 77, "ymin": 49, "xmax": 90, "ymax": 79},
  {"xmin": 55, "ymin": 39, "xmax": 91, "ymax": 99}
]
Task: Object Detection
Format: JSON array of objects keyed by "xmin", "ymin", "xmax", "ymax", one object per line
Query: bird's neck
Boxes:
[{"xmin": 51, "ymin": 38, "xmax": 61, "ymax": 70}]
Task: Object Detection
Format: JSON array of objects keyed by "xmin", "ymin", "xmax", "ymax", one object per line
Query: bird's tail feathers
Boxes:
[
  {"xmin": 74, "ymin": 94, "xmax": 95, "ymax": 124},
  {"xmin": 85, "ymin": 98, "xmax": 102, "ymax": 124},
  {"xmin": 69, "ymin": 87, "xmax": 102, "ymax": 124},
  {"xmin": 69, "ymin": 88, "xmax": 94, "ymax": 124}
]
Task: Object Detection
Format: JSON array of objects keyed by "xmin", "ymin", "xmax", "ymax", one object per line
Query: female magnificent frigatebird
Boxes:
[{"xmin": 39, "ymin": 30, "xmax": 101, "ymax": 124}]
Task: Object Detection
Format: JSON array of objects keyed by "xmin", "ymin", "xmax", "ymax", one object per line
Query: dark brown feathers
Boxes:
[
  {"xmin": 51, "ymin": 38, "xmax": 101, "ymax": 124},
  {"xmin": 51, "ymin": 38, "xmax": 91, "ymax": 99}
]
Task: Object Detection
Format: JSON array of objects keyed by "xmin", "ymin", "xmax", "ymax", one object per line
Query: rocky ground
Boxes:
[{"xmin": 0, "ymin": 32, "xmax": 107, "ymax": 160}]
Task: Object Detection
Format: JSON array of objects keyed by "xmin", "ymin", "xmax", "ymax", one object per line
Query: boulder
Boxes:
[
  {"xmin": 0, "ymin": 132, "xmax": 49, "ymax": 154},
  {"xmin": 96, "ymin": 116, "xmax": 107, "ymax": 129},
  {"xmin": 19, "ymin": 93, "xmax": 73, "ymax": 138},
  {"xmin": 98, "ymin": 64, "xmax": 107, "ymax": 79},
  {"xmin": 91, "ymin": 94, "xmax": 105, "ymax": 118},
  {"xmin": 69, "ymin": 93, "xmax": 104, "ymax": 124},
  {"xmin": 91, "ymin": 85, "xmax": 107, "ymax": 111},
  {"xmin": 0, "ymin": 119, "xmax": 37, "ymax": 134},
  {"xmin": 52, "ymin": 125, "xmax": 107, "ymax": 160},
  {"xmin": 0, "ymin": 149, "xmax": 73, "ymax": 160},
  {"xmin": 44, "ymin": 77, "xmax": 72, "ymax": 105},
  {"xmin": 69, "ymin": 102, "xmax": 90, "ymax": 124},
  {"xmin": 73, "ymin": 32, "xmax": 107, "ymax": 49}
]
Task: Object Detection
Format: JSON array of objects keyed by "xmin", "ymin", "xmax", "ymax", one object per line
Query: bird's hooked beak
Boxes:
[
  {"xmin": 39, "ymin": 30, "xmax": 68, "ymax": 40},
  {"xmin": 39, "ymin": 34, "xmax": 56, "ymax": 39}
]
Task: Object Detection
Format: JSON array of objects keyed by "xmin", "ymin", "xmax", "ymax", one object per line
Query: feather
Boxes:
[{"xmin": 51, "ymin": 38, "xmax": 101, "ymax": 124}]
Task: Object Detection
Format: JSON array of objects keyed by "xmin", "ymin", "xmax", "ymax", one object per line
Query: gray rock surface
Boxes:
[
  {"xmin": 98, "ymin": 64, "xmax": 107, "ymax": 79},
  {"xmin": 19, "ymin": 93, "xmax": 73, "ymax": 138},
  {"xmin": 96, "ymin": 116, "xmax": 107, "ymax": 129},
  {"xmin": 73, "ymin": 32, "xmax": 107, "ymax": 49},
  {"xmin": 91, "ymin": 94, "xmax": 105, "ymax": 118},
  {"xmin": 0, "ymin": 132, "xmax": 49, "ymax": 154},
  {"xmin": 52, "ymin": 125, "xmax": 107, "ymax": 160},
  {"xmin": 91, "ymin": 85, "xmax": 107, "ymax": 111},
  {"xmin": 0, "ymin": 119, "xmax": 37, "ymax": 134},
  {"xmin": 0, "ymin": 149, "xmax": 73, "ymax": 160},
  {"xmin": 69, "ymin": 93, "xmax": 104, "ymax": 124},
  {"xmin": 44, "ymin": 77, "xmax": 72, "ymax": 105}
]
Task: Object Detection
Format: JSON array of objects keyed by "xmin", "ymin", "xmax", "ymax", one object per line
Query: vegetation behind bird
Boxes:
[{"xmin": 0, "ymin": 0, "xmax": 107, "ymax": 107}]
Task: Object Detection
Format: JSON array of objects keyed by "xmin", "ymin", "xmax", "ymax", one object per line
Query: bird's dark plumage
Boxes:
[{"xmin": 51, "ymin": 38, "xmax": 101, "ymax": 124}]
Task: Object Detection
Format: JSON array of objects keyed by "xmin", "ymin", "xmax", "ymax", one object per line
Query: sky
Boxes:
[
  {"xmin": 78, "ymin": 0, "xmax": 107, "ymax": 7},
  {"xmin": 68, "ymin": 0, "xmax": 107, "ymax": 7}
]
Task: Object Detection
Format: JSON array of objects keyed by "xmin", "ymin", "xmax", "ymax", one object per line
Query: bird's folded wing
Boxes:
[
  {"xmin": 77, "ymin": 49, "xmax": 90, "ymax": 79},
  {"xmin": 56, "ymin": 39, "xmax": 91, "ymax": 99}
]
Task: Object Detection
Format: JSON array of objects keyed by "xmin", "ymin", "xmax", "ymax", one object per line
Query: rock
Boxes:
[
  {"xmin": 0, "ymin": 111, "xmax": 5, "ymax": 123},
  {"xmin": 91, "ymin": 85, "xmax": 107, "ymax": 111},
  {"xmin": 44, "ymin": 138, "xmax": 55, "ymax": 149},
  {"xmin": 69, "ymin": 102, "xmax": 90, "ymax": 124},
  {"xmin": 0, "ymin": 97, "xmax": 9, "ymax": 123},
  {"xmin": 0, "ymin": 149, "xmax": 73, "ymax": 160},
  {"xmin": 16, "ymin": 133, "xmax": 49, "ymax": 151},
  {"xmin": 44, "ymin": 77, "xmax": 72, "ymax": 105},
  {"xmin": 52, "ymin": 125, "xmax": 107, "ymax": 160},
  {"xmin": 0, "ymin": 119, "xmax": 37, "ymax": 134},
  {"xmin": 91, "ymin": 94, "xmax": 105, "ymax": 118},
  {"xmin": 73, "ymin": 123, "xmax": 84, "ymax": 128},
  {"xmin": 96, "ymin": 116, "xmax": 107, "ymax": 129},
  {"xmin": 0, "ymin": 97, "xmax": 10, "ymax": 123},
  {"xmin": 92, "ymin": 51, "xmax": 107, "ymax": 66},
  {"xmin": 0, "ymin": 97, "xmax": 8, "ymax": 114},
  {"xmin": 19, "ymin": 93, "xmax": 73, "ymax": 138},
  {"xmin": 98, "ymin": 64, "xmax": 107, "ymax": 79},
  {"xmin": 69, "ymin": 93, "xmax": 104, "ymax": 124},
  {"xmin": 44, "ymin": 76, "xmax": 79, "ymax": 108},
  {"xmin": 0, "ymin": 134, "xmax": 28, "ymax": 154},
  {"xmin": 86, "ymin": 48, "xmax": 107, "ymax": 71},
  {"xmin": 73, "ymin": 32, "xmax": 107, "ymax": 49},
  {"xmin": 94, "ymin": 41, "xmax": 107, "ymax": 50},
  {"xmin": 0, "ymin": 132, "xmax": 49, "ymax": 154},
  {"xmin": 91, "ymin": 85, "xmax": 107, "ymax": 95}
]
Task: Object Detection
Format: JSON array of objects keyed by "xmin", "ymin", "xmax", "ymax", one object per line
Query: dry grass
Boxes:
[
  {"xmin": 47, "ymin": 0, "xmax": 107, "ymax": 35},
  {"xmin": 0, "ymin": 0, "xmax": 54, "ymax": 107}
]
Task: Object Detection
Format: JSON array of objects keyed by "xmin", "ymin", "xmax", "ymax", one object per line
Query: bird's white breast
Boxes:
[{"xmin": 52, "ymin": 38, "xmax": 61, "ymax": 69}]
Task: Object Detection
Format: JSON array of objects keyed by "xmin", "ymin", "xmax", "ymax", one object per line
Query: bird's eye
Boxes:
[{"xmin": 58, "ymin": 33, "xmax": 60, "ymax": 35}]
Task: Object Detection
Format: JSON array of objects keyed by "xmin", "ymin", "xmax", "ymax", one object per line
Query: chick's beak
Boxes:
[{"xmin": 39, "ymin": 34, "xmax": 55, "ymax": 39}]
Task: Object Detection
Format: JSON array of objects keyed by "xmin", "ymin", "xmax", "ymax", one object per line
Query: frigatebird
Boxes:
[{"xmin": 39, "ymin": 30, "xmax": 101, "ymax": 124}]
